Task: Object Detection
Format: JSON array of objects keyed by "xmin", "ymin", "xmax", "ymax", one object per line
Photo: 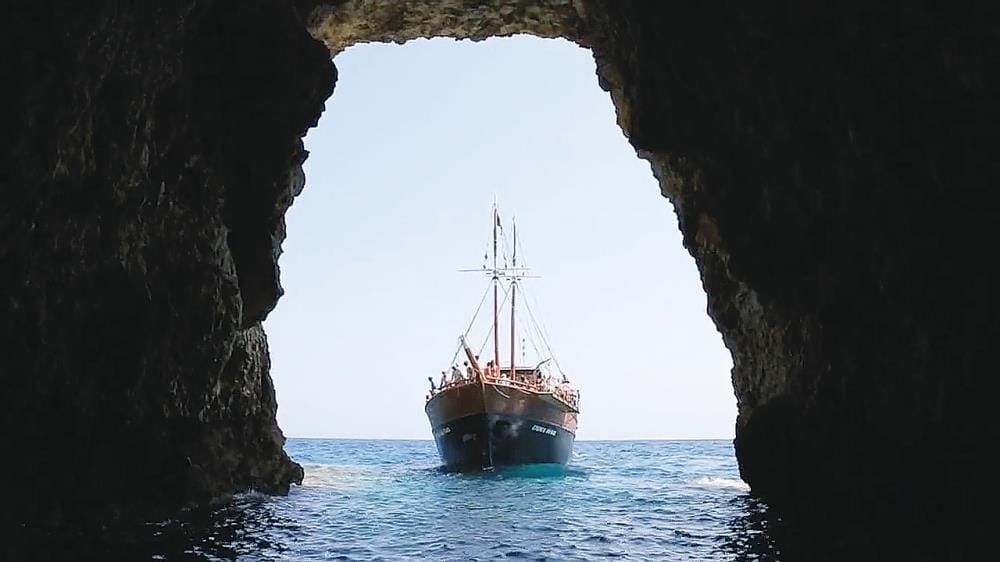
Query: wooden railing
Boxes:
[{"xmin": 429, "ymin": 372, "xmax": 580, "ymax": 410}]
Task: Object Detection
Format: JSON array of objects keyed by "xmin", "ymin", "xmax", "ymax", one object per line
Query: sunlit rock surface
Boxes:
[
  {"xmin": 307, "ymin": 0, "xmax": 588, "ymax": 53},
  {"xmin": 2, "ymin": 1, "xmax": 995, "ymax": 558}
]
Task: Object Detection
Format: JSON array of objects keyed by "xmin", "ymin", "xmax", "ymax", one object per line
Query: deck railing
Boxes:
[{"xmin": 429, "ymin": 372, "xmax": 579, "ymax": 410}]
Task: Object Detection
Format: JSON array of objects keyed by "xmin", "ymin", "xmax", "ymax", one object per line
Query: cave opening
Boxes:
[
  {"xmin": 9, "ymin": 1, "xmax": 991, "ymax": 557},
  {"xmin": 263, "ymin": 36, "xmax": 736, "ymax": 443}
]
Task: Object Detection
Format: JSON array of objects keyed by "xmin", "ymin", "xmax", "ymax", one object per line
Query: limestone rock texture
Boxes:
[
  {"xmin": 1, "ymin": 0, "xmax": 332, "ymax": 526},
  {"xmin": 307, "ymin": 0, "xmax": 588, "ymax": 53},
  {"xmin": 2, "ymin": 0, "xmax": 996, "ymax": 558}
]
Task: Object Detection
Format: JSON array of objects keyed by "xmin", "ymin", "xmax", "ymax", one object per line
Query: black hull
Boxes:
[{"xmin": 431, "ymin": 412, "xmax": 575, "ymax": 470}]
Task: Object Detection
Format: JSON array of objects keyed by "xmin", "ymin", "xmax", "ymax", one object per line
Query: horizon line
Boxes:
[{"xmin": 285, "ymin": 436, "xmax": 735, "ymax": 442}]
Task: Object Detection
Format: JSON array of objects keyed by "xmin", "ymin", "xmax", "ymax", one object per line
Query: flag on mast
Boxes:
[{"xmin": 493, "ymin": 196, "xmax": 502, "ymax": 232}]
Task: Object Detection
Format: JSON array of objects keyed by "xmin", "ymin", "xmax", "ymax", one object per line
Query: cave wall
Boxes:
[
  {"xmin": 305, "ymin": 1, "xmax": 998, "ymax": 555},
  {"xmin": 0, "ymin": 0, "xmax": 333, "ymax": 524},
  {"xmin": 2, "ymin": 0, "xmax": 996, "ymax": 557},
  {"xmin": 579, "ymin": 3, "xmax": 997, "ymax": 554}
]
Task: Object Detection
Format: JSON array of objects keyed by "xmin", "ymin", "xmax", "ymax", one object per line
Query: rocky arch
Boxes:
[{"xmin": 1, "ymin": 1, "xmax": 994, "ymax": 558}]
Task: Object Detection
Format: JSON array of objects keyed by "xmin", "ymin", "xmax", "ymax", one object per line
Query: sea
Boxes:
[{"xmin": 19, "ymin": 439, "xmax": 787, "ymax": 561}]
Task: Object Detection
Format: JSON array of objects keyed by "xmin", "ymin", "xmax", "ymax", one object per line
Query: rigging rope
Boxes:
[
  {"xmin": 519, "ymin": 299, "xmax": 546, "ymax": 364},
  {"xmin": 463, "ymin": 280, "xmax": 494, "ymax": 340},
  {"xmin": 477, "ymin": 281, "xmax": 512, "ymax": 359},
  {"xmin": 498, "ymin": 223, "xmax": 562, "ymax": 376},
  {"xmin": 450, "ymin": 280, "xmax": 495, "ymax": 366},
  {"xmin": 450, "ymin": 215, "xmax": 566, "ymax": 378},
  {"xmin": 519, "ymin": 283, "xmax": 565, "ymax": 376},
  {"xmin": 504, "ymin": 230, "xmax": 547, "ymax": 363},
  {"xmin": 524, "ymin": 328, "xmax": 545, "ymax": 370}
]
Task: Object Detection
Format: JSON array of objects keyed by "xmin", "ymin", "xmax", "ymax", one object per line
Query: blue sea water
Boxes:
[
  {"xmin": 134, "ymin": 439, "xmax": 783, "ymax": 561},
  {"xmin": 14, "ymin": 439, "xmax": 786, "ymax": 560}
]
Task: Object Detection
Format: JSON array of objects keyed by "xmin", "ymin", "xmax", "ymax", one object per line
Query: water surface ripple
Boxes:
[
  {"xmin": 178, "ymin": 439, "xmax": 781, "ymax": 560},
  {"xmin": 19, "ymin": 440, "xmax": 787, "ymax": 560}
]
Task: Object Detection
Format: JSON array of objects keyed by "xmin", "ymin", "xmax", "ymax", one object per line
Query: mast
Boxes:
[
  {"xmin": 492, "ymin": 202, "xmax": 500, "ymax": 375},
  {"xmin": 510, "ymin": 217, "xmax": 516, "ymax": 374}
]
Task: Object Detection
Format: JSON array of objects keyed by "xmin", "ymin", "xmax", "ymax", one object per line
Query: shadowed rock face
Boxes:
[
  {"xmin": 591, "ymin": 5, "xmax": 995, "ymax": 557},
  {"xmin": 1, "ymin": 0, "xmax": 332, "ymax": 525},
  {"xmin": 2, "ymin": 0, "xmax": 995, "ymax": 557}
]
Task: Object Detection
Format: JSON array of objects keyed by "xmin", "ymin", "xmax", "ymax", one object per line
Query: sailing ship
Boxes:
[{"xmin": 424, "ymin": 204, "xmax": 580, "ymax": 470}]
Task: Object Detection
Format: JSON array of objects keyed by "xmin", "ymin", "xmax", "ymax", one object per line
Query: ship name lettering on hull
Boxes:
[{"xmin": 531, "ymin": 425, "xmax": 557, "ymax": 436}]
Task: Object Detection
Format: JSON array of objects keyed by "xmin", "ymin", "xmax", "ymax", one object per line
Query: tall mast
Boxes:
[
  {"xmin": 510, "ymin": 217, "xmax": 516, "ymax": 373},
  {"xmin": 492, "ymin": 202, "xmax": 500, "ymax": 373}
]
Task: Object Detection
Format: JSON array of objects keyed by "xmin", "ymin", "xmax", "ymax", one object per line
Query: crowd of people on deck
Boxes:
[{"xmin": 426, "ymin": 356, "xmax": 579, "ymax": 408}]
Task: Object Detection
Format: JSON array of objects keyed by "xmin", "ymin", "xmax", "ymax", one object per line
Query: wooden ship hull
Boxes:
[
  {"xmin": 425, "ymin": 380, "xmax": 577, "ymax": 470},
  {"xmin": 425, "ymin": 204, "xmax": 580, "ymax": 471}
]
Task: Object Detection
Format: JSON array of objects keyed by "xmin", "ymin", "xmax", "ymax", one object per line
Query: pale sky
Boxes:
[{"xmin": 265, "ymin": 36, "xmax": 736, "ymax": 440}]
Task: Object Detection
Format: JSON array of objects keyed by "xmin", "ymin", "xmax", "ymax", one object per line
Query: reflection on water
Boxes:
[
  {"xmin": 717, "ymin": 496, "xmax": 784, "ymax": 561},
  {"xmin": 5, "ymin": 487, "xmax": 785, "ymax": 561},
  {"xmin": 5, "ymin": 495, "xmax": 298, "ymax": 561},
  {"xmin": 146, "ymin": 495, "xmax": 301, "ymax": 560}
]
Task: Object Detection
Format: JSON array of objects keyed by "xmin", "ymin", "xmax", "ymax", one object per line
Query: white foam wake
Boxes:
[
  {"xmin": 689, "ymin": 476, "xmax": 750, "ymax": 491},
  {"xmin": 301, "ymin": 463, "xmax": 380, "ymax": 490}
]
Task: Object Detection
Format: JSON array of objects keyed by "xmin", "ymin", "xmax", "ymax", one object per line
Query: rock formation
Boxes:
[
  {"xmin": 2, "ymin": 0, "xmax": 995, "ymax": 558},
  {"xmin": 1, "ymin": 0, "xmax": 332, "ymax": 525}
]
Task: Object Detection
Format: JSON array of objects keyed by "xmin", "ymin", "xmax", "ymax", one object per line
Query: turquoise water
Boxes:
[
  {"xmin": 155, "ymin": 439, "xmax": 782, "ymax": 560},
  {"xmin": 20, "ymin": 439, "xmax": 784, "ymax": 560}
]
